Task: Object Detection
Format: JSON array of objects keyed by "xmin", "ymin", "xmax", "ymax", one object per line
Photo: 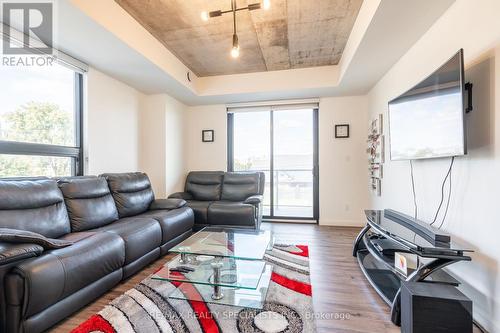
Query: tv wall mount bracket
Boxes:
[{"xmin": 465, "ymin": 82, "xmax": 473, "ymax": 113}]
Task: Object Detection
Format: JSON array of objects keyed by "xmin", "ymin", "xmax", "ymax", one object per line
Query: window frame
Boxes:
[
  {"xmin": 0, "ymin": 71, "xmax": 84, "ymax": 176},
  {"xmin": 227, "ymin": 106, "xmax": 319, "ymax": 223}
]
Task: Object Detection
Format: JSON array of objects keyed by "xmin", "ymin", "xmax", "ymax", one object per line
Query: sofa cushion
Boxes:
[
  {"xmin": 221, "ymin": 172, "xmax": 261, "ymax": 201},
  {"xmin": 9, "ymin": 231, "xmax": 124, "ymax": 317},
  {"xmin": 101, "ymin": 172, "xmax": 155, "ymax": 218},
  {"xmin": 207, "ymin": 201, "xmax": 256, "ymax": 226},
  {"xmin": 94, "ymin": 217, "xmax": 161, "ymax": 264},
  {"xmin": 185, "ymin": 171, "xmax": 224, "ymax": 201},
  {"xmin": 137, "ymin": 207, "xmax": 194, "ymax": 244},
  {"xmin": 58, "ymin": 177, "xmax": 119, "ymax": 232},
  {"xmin": 0, "ymin": 179, "xmax": 71, "ymax": 238},
  {"xmin": 149, "ymin": 198, "xmax": 186, "ymax": 210},
  {"xmin": 185, "ymin": 200, "xmax": 212, "ymax": 225}
]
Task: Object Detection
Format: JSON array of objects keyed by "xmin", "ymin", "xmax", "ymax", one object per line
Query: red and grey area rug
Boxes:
[{"xmin": 72, "ymin": 244, "xmax": 315, "ymax": 333}]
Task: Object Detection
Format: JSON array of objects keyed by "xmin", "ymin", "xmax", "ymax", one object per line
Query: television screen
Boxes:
[{"xmin": 388, "ymin": 50, "xmax": 466, "ymax": 161}]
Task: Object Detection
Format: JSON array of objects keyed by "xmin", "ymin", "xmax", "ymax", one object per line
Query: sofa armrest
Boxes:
[
  {"xmin": 244, "ymin": 195, "xmax": 263, "ymax": 205},
  {"xmin": 168, "ymin": 192, "xmax": 193, "ymax": 200},
  {"xmin": 150, "ymin": 198, "xmax": 187, "ymax": 210},
  {"xmin": 0, "ymin": 242, "xmax": 43, "ymax": 266}
]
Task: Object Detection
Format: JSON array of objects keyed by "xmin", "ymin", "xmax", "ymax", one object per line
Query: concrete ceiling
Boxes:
[
  {"xmin": 114, "ymin": 0, "xmax": 363, "ymax": 76},
  {"xmin": 45, "ymin": 0, "xmax": 455, "ymax": 105}
]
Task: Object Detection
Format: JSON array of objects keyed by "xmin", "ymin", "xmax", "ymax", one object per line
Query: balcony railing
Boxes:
[{"xmin": 236, "ymin": 168, "xmax": 314, "ymax": 217}]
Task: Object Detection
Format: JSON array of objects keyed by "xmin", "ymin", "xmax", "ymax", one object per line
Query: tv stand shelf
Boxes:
[{"xmin": 353, "ymin": 210, "xmax": 472, "ymax": 326}]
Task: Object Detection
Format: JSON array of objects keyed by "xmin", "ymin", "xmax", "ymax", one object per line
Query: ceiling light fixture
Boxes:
[
  {"xmin": 231, "ymin": 34, "xmax": 240, "ymax": 58},
  {"xmin": 201, "ymin": 0, "xmax": 270, "ymax": 59}
]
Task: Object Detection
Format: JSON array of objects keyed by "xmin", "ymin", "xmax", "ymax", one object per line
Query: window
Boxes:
[
  {"xmin": 231, "ymin": 111, "xmax": 272, "ymax": 215},
  {"xmin": 0, "ymin": 63, "xmax": 83, "ymax": 177},
  {"xmin": 228, "ymin": 105, "xmax": 319, "ymax": 221}
]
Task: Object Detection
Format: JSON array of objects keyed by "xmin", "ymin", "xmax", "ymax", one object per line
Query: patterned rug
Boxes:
[{"xmin": 72, "ymin": 244, "xmax": 315, "ymax": 333}]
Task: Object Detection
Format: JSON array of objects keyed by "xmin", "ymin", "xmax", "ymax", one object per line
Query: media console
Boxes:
[{"xmin": 353, "ymin": 210, "xmax": 472, "ymax": 326}]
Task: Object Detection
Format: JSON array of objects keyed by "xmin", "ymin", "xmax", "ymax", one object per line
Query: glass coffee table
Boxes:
[{"xmin": 152, "ymin": 227, "xmax": 273, "ymax": 309}]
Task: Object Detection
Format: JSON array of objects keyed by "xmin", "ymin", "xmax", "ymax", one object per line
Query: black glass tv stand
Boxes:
[{"xmin": 353, "ymin": 210, "xmax": 472, "ymax": 326}]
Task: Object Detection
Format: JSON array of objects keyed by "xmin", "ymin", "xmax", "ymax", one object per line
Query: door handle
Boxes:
[{"xmin": 312, "ymin": 166, "xmax": 319, "ymax": 177}]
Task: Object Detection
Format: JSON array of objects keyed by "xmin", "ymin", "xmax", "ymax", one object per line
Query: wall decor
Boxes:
[
  {"xmin": 335, "ymin": 124, "xmax": 350, "ymax": 138},
  {"xmin": 369, "ymin": 163, "xmax": 383, "ymax": 179},
  {"xmin": 368, "ymin": 114, "xmax": 384, "ymax": 196},
  {"xmin": 202, "ymin": 130, "xmax": 214, "ymax": 142},
  {"xmin": 370, "ymin": 177, "xmax": 381, "ymax": 196}
]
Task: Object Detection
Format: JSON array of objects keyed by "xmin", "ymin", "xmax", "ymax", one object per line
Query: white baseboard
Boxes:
[
  {"xmin": 319, "ymin": 219, "xmax": 364, "ymax": 227},
  {"xmin": 264, "ymin": 219, "xmax": 317, "ymax": 224}
]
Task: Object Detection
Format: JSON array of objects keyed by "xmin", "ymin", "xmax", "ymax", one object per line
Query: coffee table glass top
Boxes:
[
  {"xmin": 166, "ymin": 264, "xmax": 273, "ymax": 309},
  {"xmin": 169, "ymin": 227, "xmax": 272, "ymax": 260},
  {"xmin": 151, "ymin": 254, "xmax": 266, "ymax": 290}
]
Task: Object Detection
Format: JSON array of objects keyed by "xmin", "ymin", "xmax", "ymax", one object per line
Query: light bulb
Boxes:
[
  {"xmin": 231, "ymin": 46, "xmax": 240, "ymax": 58},
  {"xmin": 263, "ymin": 0, "xmax": 270, "ymax": 10},
  {"xmin": 231, "ymin": 33, "xmax": 240, "ymax": 58},
  {"xmin": 201, "ymin": 11, "xmax": 209, "ymax": 21}
]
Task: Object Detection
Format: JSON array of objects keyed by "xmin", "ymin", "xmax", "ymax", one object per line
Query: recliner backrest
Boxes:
[
  {"xmin": 185, "ymin": 171, "xmax": 224, "ymax": 201},
  {"xmin": 101, "ymin": 172, "xmax": 155, "ymax": 218},
  {"xmin": 221, "ymin": 172, "xmax": 261, "ymax": 201},
  {"xmin": 0, "ymin": 178, "xmax": 71, "ymax": 238},
  {"xmin": 257, "ymin": 171, "xmax": 265, "ymax": 195},
  {"xmin": 58, "ymin": 176, "xmax": 119, "ymax": 231}
]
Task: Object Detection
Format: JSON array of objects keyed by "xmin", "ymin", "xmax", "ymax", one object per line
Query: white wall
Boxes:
[
  {"xmin": 86, "ymin": 69, "xmax": 186, "ymax": 197},
  {"xmin": 139, "ymin": 94, "xmax": 167, "ymax": 196},
  {"xmin": 367, "ymin": 1, "xmax": 500, "ymax": 330},
  {"xmin": 139, "ymin": 94, "xmax": 187, "ymax": 197},
  {"xmin": 164, "ymin": 95, "xmax": 187, "ymax": 193},
  {"xmin": 183, "ymin": 98, "xmax": 368, "ymax": 226},
  {"xmin": 185, "ymin": 104, "xmax": 227, "ymax": 172},
  {"xmin": 319, "ymin": 96, "xmax": 369, "ymax": 226},
  {"xmin": 86, "ymin": 68, "xmax": 143, "ymax": 175}
]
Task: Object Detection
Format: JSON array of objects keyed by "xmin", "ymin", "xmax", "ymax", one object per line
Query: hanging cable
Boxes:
[
  {"xmin": 410, "ymin": 160, "xmax": 418, "ymax": 220},
  {"xmin": 430, "ymin": 156, "xmax": 455, "ymax": 226},
  {"xmin": 437, "ymin": 157, "xmax": 455, "ymax": 229}
]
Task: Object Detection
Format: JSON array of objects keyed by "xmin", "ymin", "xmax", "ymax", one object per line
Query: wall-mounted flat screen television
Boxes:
[{"xmin": 388, "ymin": 49, "xmax": 467, "ymax": 161}]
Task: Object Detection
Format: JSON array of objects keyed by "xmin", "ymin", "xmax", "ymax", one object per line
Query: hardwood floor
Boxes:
[{"xmin": 48, "ymin": 223, "xmax": 473, "ymax": 333}]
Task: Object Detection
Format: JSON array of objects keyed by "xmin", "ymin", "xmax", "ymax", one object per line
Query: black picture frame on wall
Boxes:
[
  {"xmin": 335, "ymin": 124, "xmax": 350, "ymax": 138},
  {"xmin": 202, "ymin": 130, "xmax": 214, "ymax": 142}
]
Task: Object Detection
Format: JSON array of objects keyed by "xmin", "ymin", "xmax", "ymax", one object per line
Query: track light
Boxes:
[
  {"xmin": 201, "ymin": 11, "xmax": 209, "ymax": 21},
  {"xmin": 209, "ymin": 10, "xmax": 222, "ymax": 18},
  {"xmin": 263, "ymin": 0, "xmax": 271, "ymax": 10},
  {"xmin": 248, "ymin": 3, "xmax": 261, "ymax": 10},
  {"xmin": 231, "ymin": 34, "xmax": 240, "ymax": 58}
]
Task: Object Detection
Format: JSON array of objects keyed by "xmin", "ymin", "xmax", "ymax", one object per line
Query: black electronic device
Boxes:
[
  {"xmin": 388, "ymin": 49, "xmax": 468, "ymax": 161},
  {"xmin": 401, "ymin": 281, "xmax": 472, "ymax": 333}
]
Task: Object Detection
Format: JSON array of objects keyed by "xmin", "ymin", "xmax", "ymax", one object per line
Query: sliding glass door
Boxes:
[
  {"xmin": 228, "ymin": 106, "xmax": 318, "ymax": 221},
  {"xmin": 231, "ymin": 111, "xmax": 272, "ymax": 216}
]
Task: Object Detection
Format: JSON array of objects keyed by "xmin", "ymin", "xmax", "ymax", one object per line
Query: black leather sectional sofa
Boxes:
[
  {"xmin": 169, "ymin": 171, "xmax": 265, "ymax": 229},
  {"xmin": 0, "ymin": 173, "xmax": 194, "ymax": 333}
]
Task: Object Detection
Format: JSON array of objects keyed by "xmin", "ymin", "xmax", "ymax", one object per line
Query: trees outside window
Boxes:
[
  {"xmin": 0, "ymin": 63, "xmax": 83, "ymax": 178},
  {"xmin": 0, "ymin": 102, "xmax": 74, "ymax": 177}
]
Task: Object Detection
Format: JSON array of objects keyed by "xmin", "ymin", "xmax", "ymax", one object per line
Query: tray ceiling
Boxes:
[{"xmin": 115, "ymin": 0, "xmax": 363, "ymax": 77}]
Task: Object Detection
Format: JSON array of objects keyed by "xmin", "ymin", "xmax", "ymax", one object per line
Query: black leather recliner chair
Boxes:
[
  {"xmin": 169, "ymin": 171, "xmax": 264, "ymax": 229},
  {"xmin": 0, "ymin": 172, "xmax": 194, "ymax": 333}
]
